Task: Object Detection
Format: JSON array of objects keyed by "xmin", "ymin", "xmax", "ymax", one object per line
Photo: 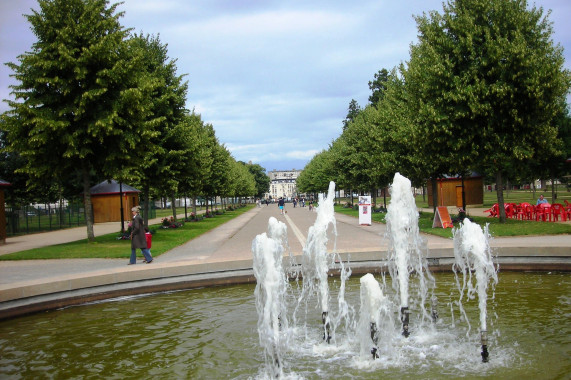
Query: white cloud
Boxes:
[
  {"xmin": 2, "ymin": 0, "xmax": 570, "ymax": 173},
  {"xmin": 286, "ymin": 150, "xmax": 321, "ymax": 159}
]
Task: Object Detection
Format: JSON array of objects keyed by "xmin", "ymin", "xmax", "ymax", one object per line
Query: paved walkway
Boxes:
[{"xmin": 0, "ymin": 204, "xmax": 569, "ymax": 319}]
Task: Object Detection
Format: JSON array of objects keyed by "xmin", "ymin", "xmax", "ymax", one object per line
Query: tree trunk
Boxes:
[
  {"xmin": 81, "ymin": 166, "xmax": 95, "ymax": 242},
  {"xmin": 496, "ymin": 171, "xmax": 506, "ymax": 223},
  {"xmin": 184, "ymin": 193, "xmax": 188, "ymax": 219},
  {"xmin": 142, "ymin": 186, "xmax": 151, "ymax": 227},
  {"xmin": 171, "ymin": 193, "xmax": 177, "ymax": 221},
  {"xmin": 119, "ymin": 182, "xmax": 125, "ymax": 232},
  {"xmin": 461, "ymin": 176, "xmax": 466, "ymax": 211},
  {"xmin": 551, "ymin": 177, "xmax": 557, "ymax": 202},
  {"xmin": 431, "ymin": 177, "xmax": 438, "ymax": 213}
]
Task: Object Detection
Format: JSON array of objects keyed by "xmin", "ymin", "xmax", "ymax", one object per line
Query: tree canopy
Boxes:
[
  {"xmin": 1, "ymin": 0, "xmax": 263, "ymax": 240},
  {"xmin": 299, "ymin": 0, "xmax": 570, "ymax": 222}
]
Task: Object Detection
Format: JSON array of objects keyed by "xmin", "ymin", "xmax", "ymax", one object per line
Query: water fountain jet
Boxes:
[
  {"xmin": 358, "ymin": 273, "xmax": 386, "ymax": 359},
  {"xmin": 296, "ymin": 181, "xmax": 337, "ymax": 344},
  {"xmin": 385, "ymin": 172, "xmax": 435, "ymax": 337},
  {"xmin": 252, "ymin": 216, "xmax": 290, "ymax": 377},
  {"xmin": 453, "ymin": 218, "xmax": 498, "ymax": 363}
]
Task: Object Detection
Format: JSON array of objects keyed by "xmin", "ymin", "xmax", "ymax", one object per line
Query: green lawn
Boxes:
[
  {"xmin": 0, "ymin": 205, "xmax": 254, "ymax": 261},
  {"xmin": 334, "ymin": 205, "xmax": 571, "ymax": 239}
]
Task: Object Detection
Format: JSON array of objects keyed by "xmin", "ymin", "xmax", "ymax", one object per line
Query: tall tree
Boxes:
[
  {"xmin": 368, "ymin": 68, "xmax": 390, "ymax": 106},
  {"xmin": 2, "ymin": 0, "xmax": 154, "ymax": 241},
  {"xmin": 342, "ymin": 99, "xmax": 361, "ymax": 131},
  {"xmin": 126, "ymin": 33, "xmax": 189, "ymax": 225},
  {"xmin": 177, "ymin": 112, "xmax": 212, "ymax": 217},
  {"xmin": 405, "ymin": 0, "xmax": 570, "ymax": 220},
  {"xmin": 297, "ymin": 150, "xmax": 336, "ymax": 195},
  {"xmin": 242, "ymin": 162, "xmax": 270, "ymax": 199}
]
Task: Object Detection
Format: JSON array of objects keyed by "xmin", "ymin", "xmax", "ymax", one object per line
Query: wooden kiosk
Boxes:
[
  {"xmin": 90, "ymin": 180, "xmax": 140, "ymax": 223},
  {"xmin": 427, "ymin": 174, "xmax": 484, "ymax": 208}
]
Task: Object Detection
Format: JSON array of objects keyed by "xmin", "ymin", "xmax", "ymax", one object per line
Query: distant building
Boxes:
[{"xmin": 266, "ymin": 169, "xmax": 302, "ymax": 201}]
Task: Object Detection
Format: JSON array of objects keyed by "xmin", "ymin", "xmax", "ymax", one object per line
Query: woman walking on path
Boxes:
[{"xmin": 128, "ymin": 206, "xmax": 153, "ymax": 265}]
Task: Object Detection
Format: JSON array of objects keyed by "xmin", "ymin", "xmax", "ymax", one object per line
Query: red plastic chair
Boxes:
[
  {"xmin": 523, "ymin": 203, "xmax": 534, "ymax": 220},
  {"xmin": 515, "ymin": 204, "xmax": 526, "ymax": 220},
  {"xmin": 484, "ymin": 203, "xmax": 498, "ymax": 217},
  {"xmin": 504, "ymin": 203, "xmax": 517, "ymax": 219},
  {"xmin": 551, "ymin": 203, "xmax": 566, "ymax": 222},
  {"xmin": 536, "ymin": 203, "xmax": 551, "ymax": 222}
]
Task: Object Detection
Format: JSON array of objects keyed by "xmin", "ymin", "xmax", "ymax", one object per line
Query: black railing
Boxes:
[{"xmin": 5, "ymin": 200, "xmax": 87, "ymax": 236}]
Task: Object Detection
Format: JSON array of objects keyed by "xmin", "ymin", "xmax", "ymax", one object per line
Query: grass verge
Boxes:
[
  {"xmin": 334, "ymin": 205, "xmax": 571, "ymax": 239},
  {"xmin": 0, "ymin": 205, "xmax": 254, "ymax": 261}
]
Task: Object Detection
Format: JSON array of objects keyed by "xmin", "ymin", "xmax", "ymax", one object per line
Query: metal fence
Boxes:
[
  {"xmin": 5, "ymin": 201, "xmax": 158, "ymax": 237},
  {"xmin": 6, "ymin": 200, "xmax": 87, "ymax": 236}
]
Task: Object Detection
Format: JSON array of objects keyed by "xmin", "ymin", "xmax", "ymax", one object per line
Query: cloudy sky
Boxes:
[{"xmin": 1, "ymin": 0, "xmax": 570, "ymax": 172}]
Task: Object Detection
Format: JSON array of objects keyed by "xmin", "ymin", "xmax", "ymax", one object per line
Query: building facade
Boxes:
[{"xmin": 265, "ymin": 169, "xmax": 302, "ymax": 201}]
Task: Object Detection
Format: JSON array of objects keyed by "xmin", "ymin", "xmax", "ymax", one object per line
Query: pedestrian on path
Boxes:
[
  {"xmin": 278, "ymin": 197, "xmax": 285, "ymax": 215},
  {"xmin": 129, "ymin": 206, "xmax": 153, "ymax": 265}
]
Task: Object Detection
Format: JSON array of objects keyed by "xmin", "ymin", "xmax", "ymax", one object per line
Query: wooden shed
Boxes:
[
  {"xmin": 427, "ymin": 174, "xmax": 484, "ymax": 208},
  {"xmin": 0, "ymin": 179, "xmax": 10, "ymax": 245},
  {"xmin": 90, "ymin": 180, "xmax": 140, "ymax": 223}
]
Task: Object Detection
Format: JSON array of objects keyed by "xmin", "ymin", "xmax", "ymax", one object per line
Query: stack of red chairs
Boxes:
[
  {"xmin": 504, "ymin": 203, "xmax": 518, "ymax": 219},
  {"xmin": 535, "ymin": 203, "xmax": 552, "ymax": 222},
  {"xmin": 483, "ymin": 201, "xmax": 570, "ymax": 222},
  {"xmin": 519, "ymin": 202, "xmax": 533, "ymax": 220},
  {"xmin": 551, "ymin": 203, "xmax": 567, "ymax": 222},
  {"xmin": 484, "ymin": 203, "xmax": 498, "ymax": 217}
]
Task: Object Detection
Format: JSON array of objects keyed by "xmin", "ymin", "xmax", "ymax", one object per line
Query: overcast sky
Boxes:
[{"xmin": 1, "ymin": 0, "xmax": 570, "ymax": 172}]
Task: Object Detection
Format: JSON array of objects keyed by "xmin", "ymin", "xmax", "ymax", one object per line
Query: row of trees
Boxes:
[
  {"xmin": 297, "ymin": 0, "xmax": 570, "ymax": 222},
  {"xmin": 0, "ymin": 0, "xmax": 269, "ymax": 241}
]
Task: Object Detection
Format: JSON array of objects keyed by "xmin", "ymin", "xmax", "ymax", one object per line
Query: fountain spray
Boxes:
[
  {"xmin": 453, "ymin": 218, "xmax": 498, "ymax": 363},
  {"xmin": 358, "ymin": 273, "xmax": 385, "ymax": 359},
  {"xmin": 298, "ymin": 181, "xmax": 337, "ymax": 343},
  {"xmin": 252, "ymin": 217, "xmax": 290, "ymax": 377},
  {"xmin": 385, "ymin": 173, "xmax": 434, "ymax": 337}
]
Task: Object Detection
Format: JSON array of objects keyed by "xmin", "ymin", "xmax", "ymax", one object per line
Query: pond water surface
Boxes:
[{"xmin": 0, "ymin": 272, "xmax": 569, "ymax": 379}]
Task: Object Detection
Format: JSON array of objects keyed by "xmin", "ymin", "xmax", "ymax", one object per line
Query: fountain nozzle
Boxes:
[
  {"xmin": 481, "ymin": 330, "xmax": 489, "ymax": 363},
  {"xmin": 401, "ymin": 307, "xmax": 410, "ymax": 338},
  {"xmin": 322, "ymin": 311, "xmax": 331, "ymax": 344},
  {"xmin": 431, "ymin": 296, "xmax": 439, "ymax": 322},
  {"xmin": 370, "ymin": 322, "xmax": 379, "ymax": 359}
]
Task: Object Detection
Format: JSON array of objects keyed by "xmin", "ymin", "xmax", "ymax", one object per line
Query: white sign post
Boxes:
[{"xmin": 358, "ymin": 195, "xmax": 372, "ymax": 225}]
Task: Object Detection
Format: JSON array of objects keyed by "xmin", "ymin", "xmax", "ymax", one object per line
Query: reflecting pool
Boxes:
[{"xmin": 0, "ymin": 272, "xmax": 569, "ymax": 379}]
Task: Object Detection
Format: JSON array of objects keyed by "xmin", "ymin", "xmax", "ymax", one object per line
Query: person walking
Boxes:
[
  {"xmin": 278, "ymin": 197, "xmax": 285, "ymax": 215},
  {"xmin": 128, "ymin": 206, "xmax": 153, "ymax": 265}
]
